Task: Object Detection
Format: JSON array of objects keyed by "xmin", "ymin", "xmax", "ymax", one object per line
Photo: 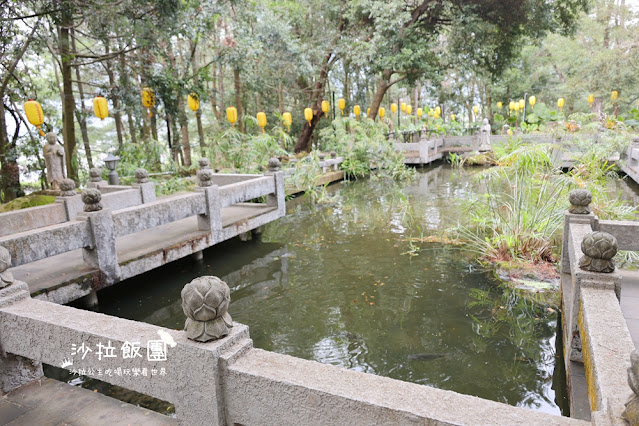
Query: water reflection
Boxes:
[{"xmin": 95, "ymin": 164, "xmax": 565, "ymax": 415}]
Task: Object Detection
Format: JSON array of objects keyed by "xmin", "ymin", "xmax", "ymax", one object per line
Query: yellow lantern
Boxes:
[
  {"xmin": 227, "ymin": 106, "xmax": 238, "ymax": 128},
  {"xmin": 435, "ymin": 106, "xmax": 441, "ymax": 115},
  {"xmin": 400, "ymin": 102, "xmax": 407, "ymax": 113},
  {"xmin": 338, "ymin": 98, "xmax": 345, "ymax": 114},
  {"xmin": 187, "ymin": 92, "xmax": 200, "ymax": 112},
  {"xmin": 529, "ymin": 95, "xmax": 536, "ymax": 108},
  {"xmin": 434, "ymin": 111, "xmax": 440, "ymax": 119},
  {"xmin": 514, "ymin": 102, "xmax": 520, "ymax": 112},
  {"xmin": 518, "ymin": 99, "xmax": 525, "ymax": 109},
  {"xmin": 304, "ymin": 107, "xmax": 313, "ymax": 126},
  {"xmin": 450, "ymin": 113, "xmax": 456, "ymax": 121},
  {"xmin": 256, "ymin": 111, "xmax": 267, "ymax": 132},
  {"xmin": 497, "ymin": 101, "xmax": 503, "ymax": 110},
  {"xmin": 321, "ymin": 100, "xmax": 330, "ymax": 115},
  {"xmin": 141, "ymin": 87, "xmax": 155, "ymax": 117},
  {"xmin": 509, "ymin": 101, "xmax": 515, "ymax": 112},
  {"xmin": 282, "ymin": 112, "xmax": 292, "ymax": 131},
  {"xmin": 507, "ymin": 128, "xmax": 513, "ymax": 136},
  {"xmin": 24, "ymin": 99, "xmax": 45, "ymax": 136},
  {"xmin": 417, "ymin": 108, "xmax": 423, "ymax": 118},
  {"xmin": 390, "ymin": 103, "xmax": 397, "ymax": 113},
  {"xmin": 587, "ymin": 94, "xmax": 594, "ymax": 105},
  {"xmin": 93, "ymin": 96, "xmax": 109, "ymax": 120},
  {"xmin": 367, "ymin": 107, "xmax": 370, "ymax": 116},
  {"xmin": 473, "ymin": 105, "xmax": 479, "ymax": 115},
  {"xmin": 557, "ymin": 98, "xmax": 565, "ymax": 109},
  {"xmin": 379, "ymin": 107, "xmax": 386, "ymax": 118},
  {"xmin": 427, "ymin": 108, "xmax": 434, "ymax": 117},
  {"xmin": 406, "ymin": 105, "xmax": 412, "ymax": 115},
  {"xmin": 353, "ymin": 104, "xmax": 361, "ymax": 119},
  {"xmin": 611, "ymin": 90, "xmax": 618, "ymax": 102}
]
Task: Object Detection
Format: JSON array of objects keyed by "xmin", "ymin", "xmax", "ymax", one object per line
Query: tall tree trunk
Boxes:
[
  {"xmin": 219, "ymin": 65, "xmax": 225, "ymax": 116},
  {"xmin": 368, "ymin": 70, "xmax": 406, "ymax": 121},
  {"xmin": 177, "ymin": 96, "xmax": 191, "ymax": 166},
  {"xmin": 294, "ymin": 57, "xmax": 332, "ymax": 153},
  {"xmin": 118, "ymin": 51, "xmax": 137, "ymax": 144},
  {"xmin": 343, "ymin": 60, "xmax": 350, "ymax": 101},
  {"xmin": 278, "ymin": 82, "xmax": 284, "ymax": 114},
  {"xmin": 191, "ymin": 44, "xmax": 206, "ymax": 155},
  {"xmin": 104, "ymin": 48, "xmax": 124, "ymax": 150},
  {"xmin": 71, "ymin": 31, "xmax": 94, "ymax": 169},
  {"xmin": 233, "ymin": 68, "xmax": 244, "ymax": 132},
  {"xmin": 59, "ymin": 1, "xmax": 79, "ymax": 182},
  {"xmin": 0, "ymin": 103, "xmax": 20, "ymax": 201}
]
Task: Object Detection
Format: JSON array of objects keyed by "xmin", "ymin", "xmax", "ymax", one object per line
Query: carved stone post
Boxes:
[
  {"xmin": 0, "ymin": 246, "xmax": 43, "ymax": 394},
  {"xmin": 561, "ymin": 189, "xmax": 595, "ymax": 272},
  {"xmin": 623, "ymin": 349, "xmax": 639, "ymax": 424},
  {"xmin": 578, "ymin": 232, "xmax": 618, "ymax": 274},
  {"xmin": 265, "ymin": 158, "xmax": 285, "ymax": 217},
  {"xmin": 87, "ymin": 167, "xmax": 107, "ymax": 189},
  {"xmin": 181, "ymin": 276, "xmax": 233, "ymax": 342},
  {"xmin": 55, "ymin": 179, "xmax": 83, "ymax": 221},
  {"xmin": 77, "ymin": 189, "xmax": 120, "ymax": 286},
  {"xmin": 133, "ymin": 168, "xmax": 156, "ymax": 204}
]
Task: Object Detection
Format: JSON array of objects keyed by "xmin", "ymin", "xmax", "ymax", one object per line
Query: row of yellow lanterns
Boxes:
[{"xmin": 24, "ymin": 95, "xmax": 111, "ymax": 136}]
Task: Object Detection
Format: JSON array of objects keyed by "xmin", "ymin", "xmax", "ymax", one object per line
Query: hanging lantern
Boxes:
[
  {"xmin": 93, "ymin": 95, "xmax": 109, "ymax": 120},
  {"xmin": 24, "ymin": 99, "xmax": 45, "ymax": 136},
  {"xmin": 282, "ymin": 112, "xmax": 292, "ymax": 131},
  {"xmin": 497, "ymin": 102, "xmax": 503, "ymax": 110},
  {"xmin": 227, "ymin": 106, "xmax": 238, "ymax": 128},
  {"xmin": 417, "ymin": 108, "xmax": 423, "ymax": 118},
  {"xmin": 507, "ymin": 128, "xmax": 513, "ymax": 136},
  {"xmin": 587, "ymin": 94, "xmax": 594, "ymax": 105},
  {"xmin": 509, "ymin": 101, "xmax": 515, "ymax": 111},
  {"xmin": 406, "ymin": 105, "xmax": 412, "ymax": 115},
  {"xmin": 529, "ymin": 96, "xmax": 536, "ymax": 108},
  {"xmin": 379, "ymin": 107, "xmax": 386, "ymax": 119},
  {"xmin": 353, "ymin": 104, "xmax": 361, "ymax": 119},
  {"xmin": 400, "ymin": 102, "xmax": 407, "ymax": 113},
  {"xmin": 187, "ymin": 92, "xmax": 200, "ymax": 112},
  {"xmin": 141, "ymin": 87, "xmax": 155, "ymax": 117},
  {"xmin": 450, "ymin": 113, "xmax": 456, "ymax": 121},
  {"xmin": 304, "ymin": 107, "xmax": 313, "ymax": 126},
  {"xmin": 390, "ymin": 103, "xmax": 397, "ymax": 114},
  {"xmin": 435, "ymin": 106, "xmax": 441, "ymax": 115},
  {"xmin": 473, "ymin": 105, "xmax": 479, "ymax": 115},
  {"xmin": 514, "ymin": 102, "xmax": 520, "ymax": 112},
  {"xmin": 611, "ymin": 90, "xmax": 619, "ymax": 102},
  {"xmin": 433, "ymin": 110, "xmax": 440, "ymax": 119},
  {"xmin": 518, "ymin": 99, "xmax": 525, "ymax": 109},
  {"xmin": 557, "ymin": 98, "xmax": 565, "ymax": 109},
  {"xmin": 257, "ymin": 112, "xmax": 267, "ymax": 132},
  {"xmin": 321, "ymin": 100, "xmax": 330, "ymax": 115},
  {"xmin": 338, "ymin": 98, "xmax": 345, "ymax": 114}
]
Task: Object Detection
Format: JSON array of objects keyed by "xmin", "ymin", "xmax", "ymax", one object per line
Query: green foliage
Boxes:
[
  {"xmin": 208, "ymin": 128, "xmax": 288, "ymax": 173},
  {"xmin": 319, "ymin": 117, "xmax": 415, "ymax": 181},
  {"xmin": 0, "ymin": 194, "xmax": 56, "ymax": 213}
]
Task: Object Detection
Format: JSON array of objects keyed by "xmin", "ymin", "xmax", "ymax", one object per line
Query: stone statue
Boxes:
[
  {"xmin": 43, "ymin": 132, "xmax": 65, "ymax": 190},
  {"xmin": 623, "ymin": 349, "xmax": 639, "ymax": 424},
  {"xmin": 0, "ymin": 246, "xmax": 13, "ymax": 288},
  {"xmin": 89, "ymin": 168, "xmax": 103, "ymax": 182},
  {"xmin": 59, "ymin": 179, "xmax": 76, "ymax": 197},
  {"xmin": 569, "ymin": 189, "xmax": 592, "ymax": 214},
  {"xmin": 197, "ymin": 158, "xmax": 214, "ymax": 187},
  {"xmin": 578, "ymin": 231, "xmax": 617, "ymax": 273},
  {"xmin": 135, "ymin": 168, "xmax": 149, "ymax": 184},
  {"xmin": 199, "ymin": 157, "xmax": 211, "ymax": 170},
  {"xmin": 181, "ymin": 276, "xmax": 233, "ymax": 342},
  {"xmin": 478, "ymin": 118, "xmax": 491, "ymax": 151},
  {"xmin": 81, "ymin": 188, "xmax": 103, "ymax": 212}
]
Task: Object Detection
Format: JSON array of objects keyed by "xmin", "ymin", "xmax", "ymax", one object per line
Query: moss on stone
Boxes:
[{"xmin": 0, "ymin": 194, "xmax": 57, "ymax": 213}]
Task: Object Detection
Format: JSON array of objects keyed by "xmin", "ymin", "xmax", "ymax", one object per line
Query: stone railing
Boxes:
[
  {"xmin": 0, "ymin": 165, "xmax": 285, "ymax": 289},
  {"xmin": 0, "ymin": 172, "xmax": 155, "ymax": 238},
  {"xmin": 560, "ymin": 189, "xmax": 636, "ymax": 424},
  {"xmin": 0, "ymin": 272, "xmax": 588, "ymax": 426}
]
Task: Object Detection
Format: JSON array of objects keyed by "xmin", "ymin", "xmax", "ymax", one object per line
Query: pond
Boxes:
[{"xmin": 61, "ymin": 164, "xmax": 568, "ymax": 416}]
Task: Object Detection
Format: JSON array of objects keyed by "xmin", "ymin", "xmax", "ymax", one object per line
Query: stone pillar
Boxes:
[
  {"xmin": 132, "ymin": 168, "xmax": 156, "ymax": 204},
  {"xmin": 265, "ymin": 159, "xmax": 285, "ymax": 217},
  {"xmin": 0, "ymin": 247, "xmax": 43, "ymax": 394},
  {"xmin": 77, "ymin": 189, "xmax": 120, "ymax": 285},
  {"xmin": 561, "ymin": 189, "xmax": 596, "ymax": 272},
  {"xmin": 196, "ymin": 184, "xmax": 222, "ymax": 241},
  {"xmin": 54, "ymin": 178, "xmax": 83, "ymax": 221}
]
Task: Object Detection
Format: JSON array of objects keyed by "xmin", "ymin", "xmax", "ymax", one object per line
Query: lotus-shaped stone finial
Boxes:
[{"xmin": 181, "ymin": 276, "xmax": 232, "ymax": 342}]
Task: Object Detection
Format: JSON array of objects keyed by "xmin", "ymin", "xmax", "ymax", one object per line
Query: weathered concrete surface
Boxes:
[
  {"xmin": 618, "ymin": 269, "xmax": 639, "ymax": 349},
  {"xmin": 224, "ymin": 348, "xmax": 587, "ymax": 426},
  {"xmin": 218, "ymin": 176, "xmax": 275, "ymax": 208},
  {"xmin": 0, "ymin": 203, "xmax": 67, "ymax": 238},
  {"xmin": 0, "ymin": 296, "xmax": 252, "ymax": 426},
  {"xmin": 78, "ymin": 209, "xmax": 120, "ymax": 285},
  {"xmin": 1, "ymin": 378, "xmax": 177, "ymax": 425}
]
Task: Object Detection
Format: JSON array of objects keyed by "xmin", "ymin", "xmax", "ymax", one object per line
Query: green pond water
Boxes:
[{"xmin": 71, "ymin": 164, "xmax": 569, "ymax": 416}]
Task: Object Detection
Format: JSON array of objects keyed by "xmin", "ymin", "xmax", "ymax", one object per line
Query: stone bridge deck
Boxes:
[{"xmin": 0, "ymin": 378, "xmax": 175, "ymax": 425}]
